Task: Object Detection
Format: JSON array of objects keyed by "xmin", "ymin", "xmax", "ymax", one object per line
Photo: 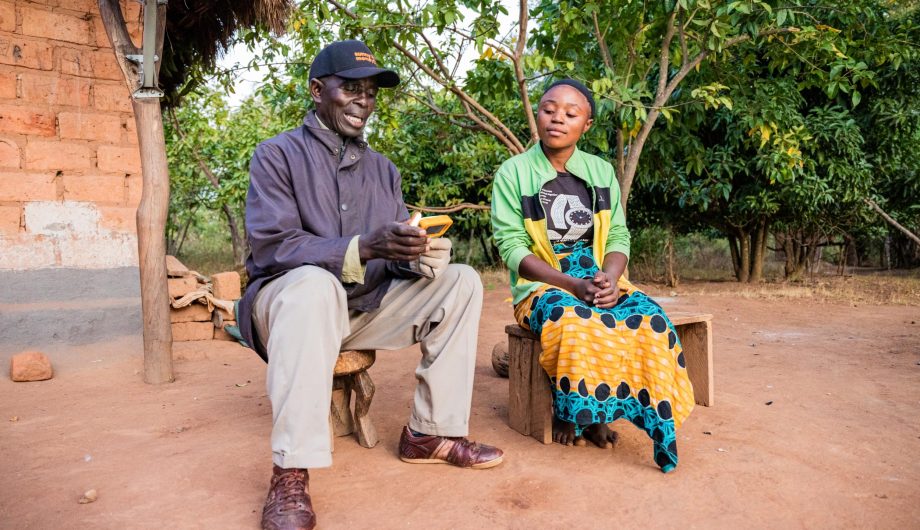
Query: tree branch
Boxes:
[
  {"xmin": 656, "ymin": 9, "xmax": 678, "ymax": 99},
  {"xmin": 678, "ymin": 8, "xmax": 688, "ymax": 67},
  {"xmin": 593, "ymin": 11, "xmax": 614, "ymax": 71},
  {"xmin": 513, "ymin": 0, "xmax": 538, "ymax": 143},
  {"xmin": 408, "ymin": 202, "xmax": 491, "ymax": 213},
  {"xmin": 167, "ymin": 107, "xmax": 221, "ymax": 190},
  {"xmin": 865, "ymin": 198, "xmax": 920, "ymax": 246},
  {"xmin": 326, "ymin": 0, "xmax": 525, "ymax": 153},
  {"xmin": 97, "ymin": 0, "xmax": 140, "ymax": 88},
  {"xmin": 420, "ymin": 32, "xmax": 452, "ymax": 79}
]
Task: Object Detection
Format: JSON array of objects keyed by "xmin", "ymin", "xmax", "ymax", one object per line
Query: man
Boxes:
[{"xmin": 238, "ymin": 40, "xmax": 504, "ymax": 530}]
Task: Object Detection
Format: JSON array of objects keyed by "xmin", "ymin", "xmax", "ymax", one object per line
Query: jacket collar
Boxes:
[
  {"xmin": 302, "ymin": 111, "xmax": 368, "ymax": 157},
  {"xmin": 527, "ymin": 141, "xmax": 589, "ymax": 182}
]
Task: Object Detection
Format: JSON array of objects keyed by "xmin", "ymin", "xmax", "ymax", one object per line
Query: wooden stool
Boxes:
[
  {"xmin": 506, "ymin": 311, "xmax": 714, "ymax": 444},
  {"xmin": 329, "ymin": 350, "xmax": 378, "ymax": 449}
]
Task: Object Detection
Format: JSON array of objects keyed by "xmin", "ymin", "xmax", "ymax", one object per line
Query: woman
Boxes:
[{"xmin": 491, "ymin": 79, "xmax": 694, "ymax": 472}]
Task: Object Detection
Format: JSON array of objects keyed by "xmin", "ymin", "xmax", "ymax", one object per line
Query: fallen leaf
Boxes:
[{"xmin": 765, "ymin": 401, "xmax": 774, "ymax": 406}]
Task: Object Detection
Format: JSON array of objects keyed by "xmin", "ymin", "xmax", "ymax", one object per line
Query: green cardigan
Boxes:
[{"xmin": 491, "ymin": 143, "xmax": 630, "ymax": 304}]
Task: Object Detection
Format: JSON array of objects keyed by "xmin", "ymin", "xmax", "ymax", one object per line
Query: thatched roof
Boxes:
[{"xmin": 160, "ymin": 0, "xmax": 292, "ymax": 104}]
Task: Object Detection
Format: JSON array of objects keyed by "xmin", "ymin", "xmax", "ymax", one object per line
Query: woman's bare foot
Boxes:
[
  {"xmin": 582, "ymin": 423, "xmax": 618, "ymax": 449},
  {"xmin": 552, "ymin": 417, "xmax": 579, "ymax": 446}
]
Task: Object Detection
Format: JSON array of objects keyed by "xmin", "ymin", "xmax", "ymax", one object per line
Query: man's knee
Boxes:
[{"xmin": 440, "ymin": 264, "xmax": 482, "ymax": 298}]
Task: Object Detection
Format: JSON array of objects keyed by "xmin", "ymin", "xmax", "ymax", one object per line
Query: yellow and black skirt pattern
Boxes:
[{"xmin": 514, "ymin": 241, "xmax": 695, "ymax": 472}]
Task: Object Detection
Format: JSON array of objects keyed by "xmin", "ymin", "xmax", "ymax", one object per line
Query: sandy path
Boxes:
[{"xmin": 2, "ymin": 282, "xmax": 919, "ymax": 528}]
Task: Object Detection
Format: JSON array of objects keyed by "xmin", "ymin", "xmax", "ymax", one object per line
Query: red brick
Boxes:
[
  {"xmin": 166, "ymin": 254, "xmax": 189, "ymax": 276},
  {"xmin": 214, "ymin": 322, "xmax": 238, "ymax": 341},
  {"xmin": 0, "ymin": 105, "xmax": 56, "ymax": 136},
  {"xmin": 170, "ymin": 303, "xmax": 212, "ymax": 323},
  {"xmin": 19, "ymin": 73, "xmax": 92, "ymax": 107},
  {"xmin": 124, "ymin": 1, "xmax": 143, "ymax": 21},
  {"xmin": 59, "ymin": 112, "xmax": 123, "ymax": 141},
  {"xmin": 97, "ymin": 144, "xmax": 140, "ymax": 173},
  {"xmin": 123, "ymin": 115, "xmax": 137, "ymax": 144},
  {"xmin": 172, "ymin": 321, "xmax": 214, "ymax": 342},
  {"xmin": 91, "ymin": 15, "xmax": 121, "ymax": 49},
  {"xmin": 62, "ymin": 173, "xmax": 125, "ymax": 203},
  {"xmin": 56, "ymin": 0, "xmax": 101, "ymax": 15},
  {"xmin": 0, "ymin": 3, "xmax": 15, "ymax": 33},
  {"xmin": 92, "ymin": 50, "xmax": 124, "ymax": 81},
  {"xmin": 0, "ymin": 68, "xmax": 15, "ymax": 99},
  {"xmin": 98, "ymin": 205, "xmax": 136, "ymax": 232},
  {"xmin": 168, "ymin": 276, "xmax": 200, "ymax": 299},
  {"xmin": 0, "ymin": 36, "xmax": 55, "ymax": 71},
  {"xmin": 9, "ymin": 351, "xmax": 53, "ymax": 382},
  {"xmin": 25, "ymin": 141, "xmax": 92, "ymax": 170},
  {"xmin": 126, "ymin": 174, "xmax": 141, "ymax": 206},
  {"xmin": 21, "ymin": 5, "xmax": 92, "ymax": 45},
  {"xmin": 0, "ymin": 172, "xmax": 57, "ymax": 201},
  {"xmin": 0, "ymin": 137, "xmax": 19, "ymax": 168},
  {"xmin": 57, "ymin": 48, "xmax": 123, "ymax": 81},
  {"xmin": 94, "ymin": 82, "xmax": 132, "ymax": 113},
  {"xmin": 0, "ymin": 204, "xmax": 21, "ymax": 235},
  {"xmin": 211, "ymin": 271, "xmax": 242, "ymax": 300}
]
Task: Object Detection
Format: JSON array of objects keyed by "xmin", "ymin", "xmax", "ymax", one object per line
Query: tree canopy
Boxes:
[{"xmin": 168, "ymin": 0, "xmax": 920, "ymax": 277}]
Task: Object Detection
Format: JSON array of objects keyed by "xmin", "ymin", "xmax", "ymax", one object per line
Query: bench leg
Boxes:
[
  {"xmin": 508, "ymin": 334, "xmax": 553, "ymax": 444},
  {"xmin": 330, "ymin": 377, "xmax": 355, "ymax": 437},
  {"xmin": 352, "ymin": 370, "xmax": 379, "ymax": 448},
  {"xmin": 676, "ymin": 321, "xmax": 714, "ymax": 407}
]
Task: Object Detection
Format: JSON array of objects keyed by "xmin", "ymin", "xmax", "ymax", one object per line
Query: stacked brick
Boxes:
[
  {"xmin": 0, "ymin": 0, "xmax": 145, "ymax": 270},
  {"xmin": 166, "ymin": 255, "xmax": 242, "ymax": 342}
]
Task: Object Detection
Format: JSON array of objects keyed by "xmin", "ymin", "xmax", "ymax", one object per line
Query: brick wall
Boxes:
[{"xmin": 0, "ymin": 0, "xmax": 144, "ymax": 270}]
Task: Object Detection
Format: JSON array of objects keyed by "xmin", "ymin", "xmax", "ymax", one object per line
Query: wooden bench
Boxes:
[
  {"xmin": 329, "ymin": 350, "xmax": 378, "ymax": 450},
  {"xmin": 506, "ymin": 311, "xmax": 713, "ymax": 444}
]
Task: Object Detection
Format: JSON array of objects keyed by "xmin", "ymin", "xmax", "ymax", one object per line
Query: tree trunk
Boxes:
[
  {"xmin": 222, "ymin": 205, "xmax": 247, "ymax": 269},
  {"xmin": 478, "ymin": 231, "xmax": 498, "ymax": 266},
  {"xmin": 737, "ymin": 231, "xmax": 751, "ymax": 282},
  {"xmin": 749, "ymin": 219, "xmax": 767, "ymax": 283},
  {"xmin": 665, "ymin": 227, "xmax": 678, "ymax": 287},
  {"xmin": 133, "ymin": 98, "xmax": 174, "ymax": 384},
  {"xmin": 728, "ymin": 234, "xmax": 740, "ymax": 280},
  {"xmin": 779, "ymin": 230, "xmax": 796, "ymax": 278}
]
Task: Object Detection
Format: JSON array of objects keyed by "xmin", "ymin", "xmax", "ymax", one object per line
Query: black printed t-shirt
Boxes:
[{"xmin": 539, "ymin": 171, "xmax": 594, "ymax": 245}]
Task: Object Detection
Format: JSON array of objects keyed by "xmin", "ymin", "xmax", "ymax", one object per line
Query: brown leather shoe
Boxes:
[
  {"xmin": 261, "ymin": 465, "xmax": 316, "ymax": 530},
  {"xmin": 398, "ymin": 426, "xmax": 504, "ymax": 469}
]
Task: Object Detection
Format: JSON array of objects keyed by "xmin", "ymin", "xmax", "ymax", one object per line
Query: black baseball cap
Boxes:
[{"xmin": 309, "ymin": 40, "xmax": 400, "ymax": 88}]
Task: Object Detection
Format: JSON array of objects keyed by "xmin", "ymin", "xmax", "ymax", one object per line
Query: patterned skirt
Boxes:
[{"xmin": 514, "ymin": 242, "xmax": 695, "ymax": 471}]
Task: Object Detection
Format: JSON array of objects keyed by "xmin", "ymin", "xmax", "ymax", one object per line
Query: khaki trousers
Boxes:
[{"xmin": 252, "ymin": 264, "xmax": 483, "ymax": 469}]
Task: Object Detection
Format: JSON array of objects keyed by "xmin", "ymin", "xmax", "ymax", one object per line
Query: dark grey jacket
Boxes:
[{"xmin": 238, "ymin": 111, "xmax": 414, "ymax": 361}]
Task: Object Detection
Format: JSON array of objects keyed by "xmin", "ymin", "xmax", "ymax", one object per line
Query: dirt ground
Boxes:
[{"xmin": 2, "ymin": 278, "xmax": 919, "ymax": 529}]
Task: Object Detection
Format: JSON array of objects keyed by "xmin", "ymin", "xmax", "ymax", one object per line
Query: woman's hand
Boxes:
[
  {"xmin": 592, "ymin": 270, "xmax": 620, "ymax": 308},
  {"xmin": 569, "ymin": 277, "xmax": 602, "ymax": 304}
]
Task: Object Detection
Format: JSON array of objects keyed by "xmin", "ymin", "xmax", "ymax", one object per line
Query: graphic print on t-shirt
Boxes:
[{"xmin": 539, "ymin": 172, "xmax": 594, "ymax": 244}]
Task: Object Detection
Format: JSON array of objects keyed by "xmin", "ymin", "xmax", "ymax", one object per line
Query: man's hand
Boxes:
[
  {"xmin": 358, "ymin": 222, "xmax": 428, "ymax": 262},
  {"xmin": 418, "ymin": 237, "xmax": 452, "ymax": 279},
  {"xmin": 592, "ymin": 270, "xmax": 620, "ymax": 309}
]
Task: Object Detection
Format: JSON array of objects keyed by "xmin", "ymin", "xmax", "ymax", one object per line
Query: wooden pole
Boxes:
[
  {"xmin": 133, "ymin": 97, "xmax": 174, "ymax": 383},
  {"xmin": 98, "ymin": 0, "xmax": 173, "ymax": 383}
]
